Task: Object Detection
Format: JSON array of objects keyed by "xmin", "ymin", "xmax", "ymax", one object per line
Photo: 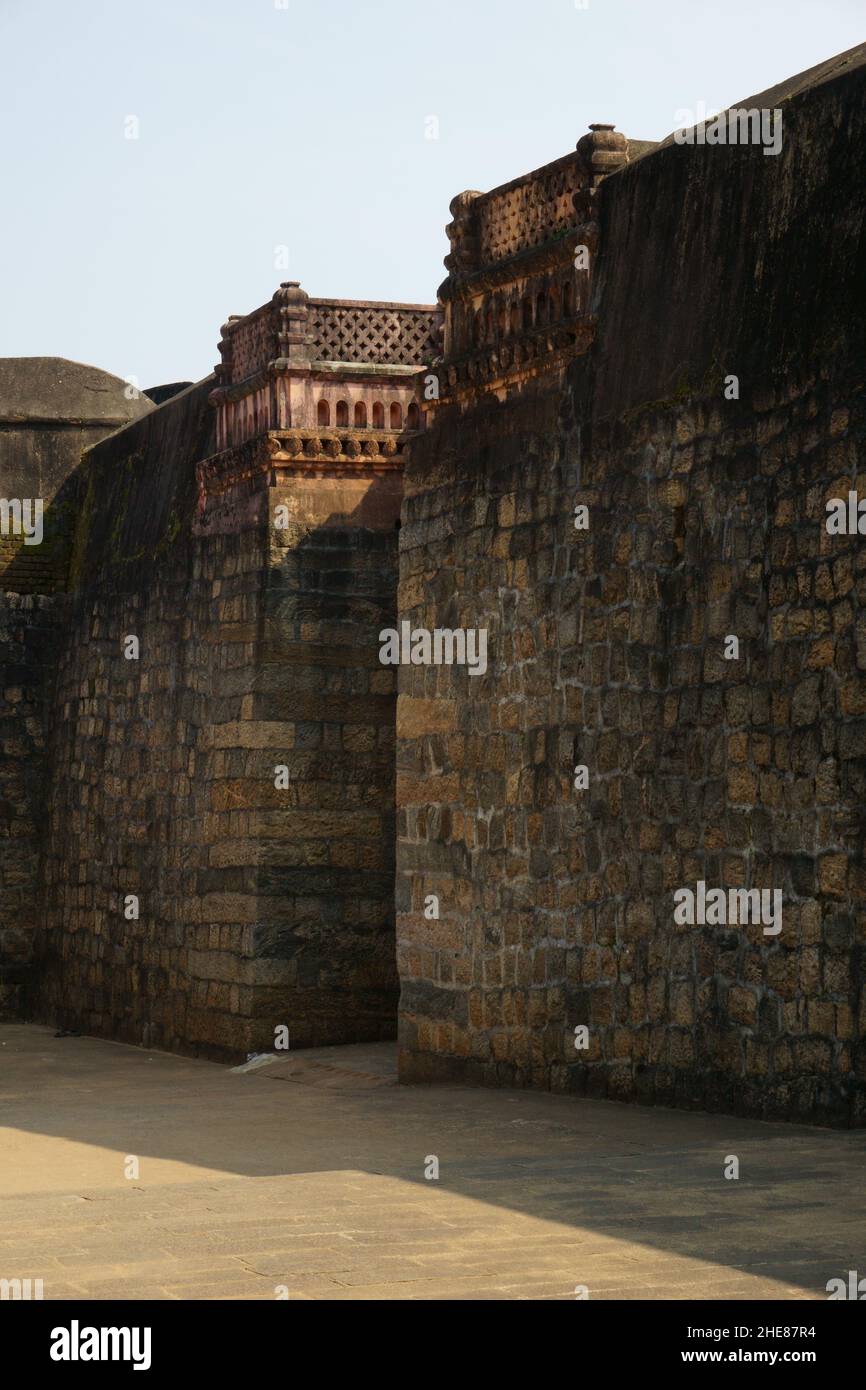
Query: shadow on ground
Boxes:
[{"xmin": 1, "ymin": 1024, "xmax": 862, "ymax": 1300}]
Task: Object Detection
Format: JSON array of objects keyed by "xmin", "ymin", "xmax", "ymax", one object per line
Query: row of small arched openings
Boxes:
[
  {"xmin": 469, "ymin": 279, "xmax": 576, "ymax": 349},
  {"xmin": 316, "ymin": 400, "xmax": 420, "ymax": 429},
  {"xmin": 233, "ymin": 395, "xmax": 266, "ymax": 438}
]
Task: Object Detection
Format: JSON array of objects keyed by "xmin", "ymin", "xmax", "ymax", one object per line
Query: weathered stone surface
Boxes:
[
  {"xmin": 2, "ymin": 52, "xmax": 864, "ymax": 1127},
  {"xmin": 0, "ymin": 360, "xmax": 152, "ymax": 1013},
  {"xmin": 396, "ymin": 48, "xmax": 866, "ymax": 1126},
  {"xmin": 0, "ymin": 358, "xmax": 153, "ymax": 594},
  {"xmin": 0, "ymin": 594, "xmax": 63, "ymax": 1017},
  {"xmin": 2, "ymin": 289, "xmax": 438, "ymax": 1059}
]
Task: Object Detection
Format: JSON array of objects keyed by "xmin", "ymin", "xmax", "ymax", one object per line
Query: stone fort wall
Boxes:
[
  {"xmin": 396, "ymin": 47, "xmax": 866, "ymax": 1125},
  {"xmin": 0, "ymin": 592, "xmax": 63, "ymax": 1017},
  {"xmin": 1, "ymin": 46, "xmax": 863, "ymax": 1125},
  {"xmin": 31, "ymin": 381, "xmax": 404, "ymax": 1058},
  {"xmin": 24, "ymin": 283, "xmax": 441, "ymax": 1059},
  {"xmin": 0, "ymin": 361, "xmax": 152, "ymax": 1018}
]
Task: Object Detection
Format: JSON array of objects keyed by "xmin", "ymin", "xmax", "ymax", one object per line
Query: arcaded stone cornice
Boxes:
[
  {"xmin": 430, "ymin": 127, "xmax": 635, "ymax": 402},
  {"xmin": 198, "ymin": 427, "xmax": 413, "ymax": 485},
  {"xmin": 438, "ymin": 233, "xmax": 586, "ymax": 303}
]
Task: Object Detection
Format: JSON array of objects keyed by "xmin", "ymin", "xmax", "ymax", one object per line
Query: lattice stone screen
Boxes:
[
  {"xmin": 476, "ymin": 154, "xmax": 585, "ymax": 263},
  {"xmin": 228, "ymin": 308, "xmax": 276, "ymax": 381},
  {"xmin": 308, "ymin": 302, "xmax": 440, "ymax": 366}
]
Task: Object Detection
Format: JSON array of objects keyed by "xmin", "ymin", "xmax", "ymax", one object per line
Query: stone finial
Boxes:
[
  {"xmin": 215, "ymin": 315, "xmax": 243, "ymax": 383},
  {"xmin": 576, "ymin": 123, "xmax": 629, "ymax": 179},
  {"xmin": 272, "ymin": 280, "xmax": 309, "ymax": 309},
  {"xmin": 273, "ymin": 281, "xmax": 311, "ymax": 363},
  {"xmin": 448, "ymin": 190, "xmax": 482, "ymax": 220},
  {"xmin": 445, "ymin": 191, "xmax": 482, "ymax": 276}
]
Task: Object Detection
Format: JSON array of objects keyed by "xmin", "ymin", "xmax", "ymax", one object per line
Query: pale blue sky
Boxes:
[{"xmin": 0, "ymin": 0, "xmax": 861, "ymax": 387}]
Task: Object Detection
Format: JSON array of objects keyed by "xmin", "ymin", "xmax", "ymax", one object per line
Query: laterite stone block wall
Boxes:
[
  {"xmin": 0, "ymin": 594, "xmax": 64, "ymax": 1017},
  {"xmin": 248, "ymin": 465, "xmax": 401, "ymax": 1050},
  {"xmin": 33, "ymin": 379, "xmax": 262, "ymax": 1056},
  {"xmin": 34, "ymin": 392, "xmax": 402, "ymax": 1059},
  {"xmin": 396, "ymin": 51, "xmax": 866, "ymax": 1125},
  {"xmin": 0, "ymin": 359, "xmax": 151, "ymax": 1014}
]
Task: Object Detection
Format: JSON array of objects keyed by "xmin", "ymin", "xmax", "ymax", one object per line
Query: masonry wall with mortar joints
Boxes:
[
  {"xmin": 0, "ymin": 594, "xmax": 64, "ymax": 1017},
  {"xmin": 2, "ymin": 54, "xmax": 864, "ymax": 1125},
  {"xmin": 29, "ymin": 285, "xmax": 438, "ymax": 1059},
  {"xmin": 396, "ymin": 64, "xmax": 866, "ymax": 1127},
  {"xmin": 0, "ymin": 361, "xmax": 152, "ymax": 1009}
]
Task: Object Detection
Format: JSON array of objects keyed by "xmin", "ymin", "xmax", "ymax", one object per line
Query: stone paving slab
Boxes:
[{"xmin": 1, "ymin": 1023, "xmax": 864, "ymax": 1300}]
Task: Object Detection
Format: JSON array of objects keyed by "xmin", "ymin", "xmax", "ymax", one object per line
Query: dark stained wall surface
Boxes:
[
  {"xmin": 0, "ymin": 358, "xmax": 153, "ymax": 594},
  {"xmin": 33, "ymin": 379, "xmax": 401, "ymax": 1058},
  {"xmin": 3, "ymin": 49, "xmax": 865, "ymax": 1123},
  {"xmin": 0, "ymin": 359, "xmax": 153, "ymax": 1015},
  {"xmin": 396, "ymin": 46, "xmax": 866, "ymax": 1125}
]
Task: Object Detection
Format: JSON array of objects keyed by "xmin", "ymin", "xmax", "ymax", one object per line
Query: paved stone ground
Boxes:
[{"xmin": 0, "ymin": 1023, "xmax": 863, "ymax": 1301}]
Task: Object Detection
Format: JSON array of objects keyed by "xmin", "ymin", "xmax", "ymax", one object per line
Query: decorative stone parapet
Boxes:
[
  {"xmin": 432, "ymin": 125, "xmax": 634, "ymax": 404},
  {"xmin": 210, "ymin": 284, "xmax": 443, "ymax": 451}
]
